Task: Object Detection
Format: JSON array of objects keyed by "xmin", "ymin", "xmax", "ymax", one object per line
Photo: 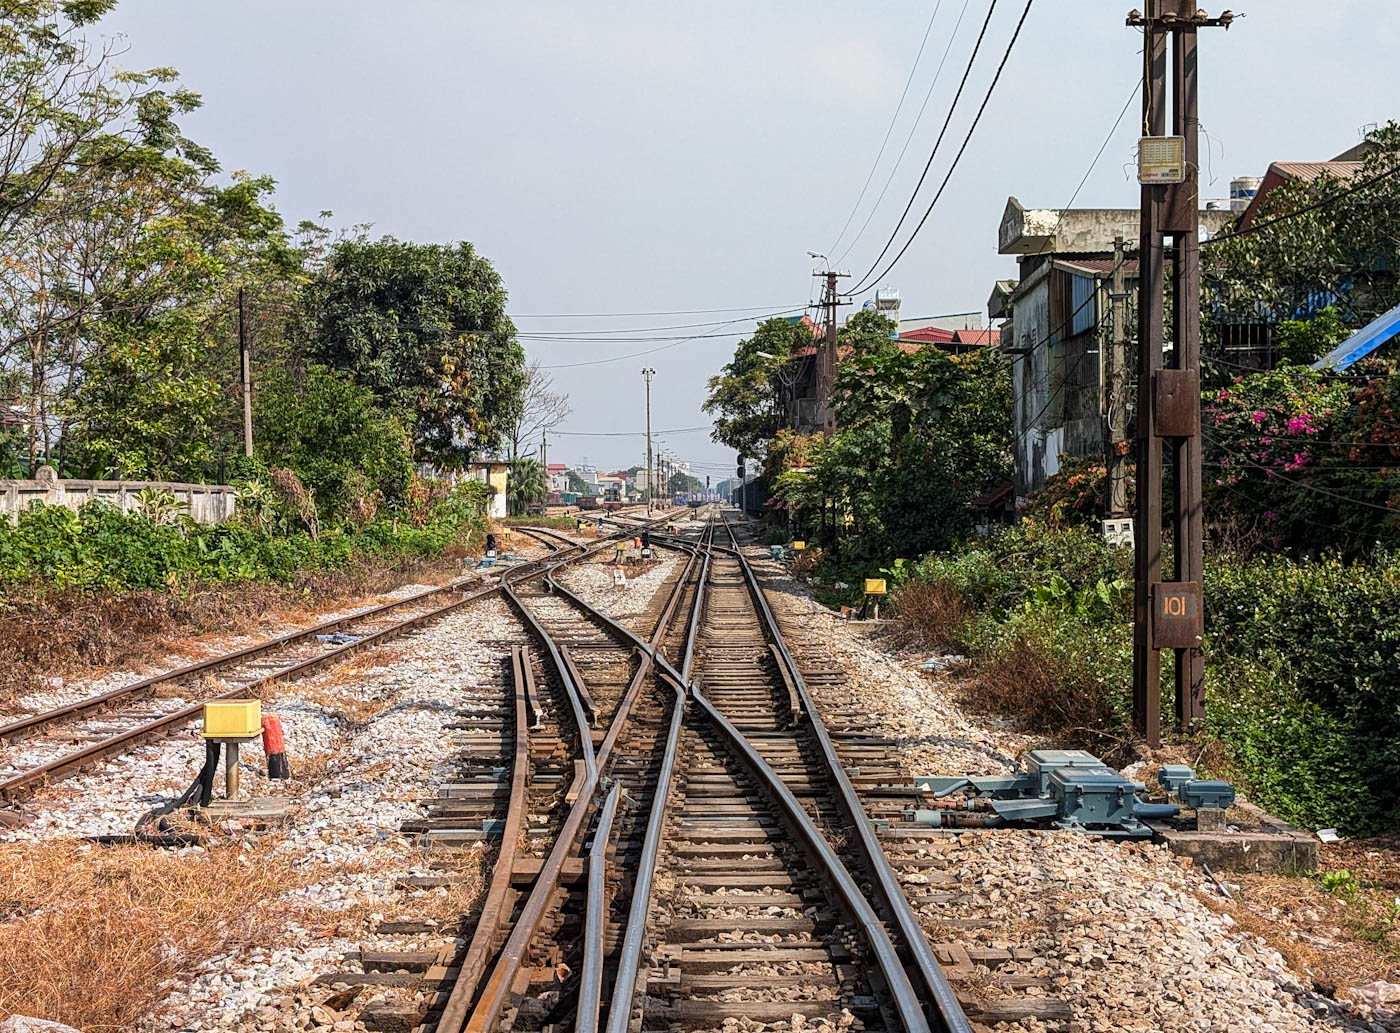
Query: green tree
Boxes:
[
  {"xmin": 704, "ymin": 317, "xmax": 815, "ymax": 459},
  {"xmin": 565, "ymin": 468, "xmax": 591, "ymax": 495},
  {"xmin": 508, "ymin": 456, "xmax": 546, "ymax": 516},
  {"xmin": 667, "ymin": 471, "xmax": 702, "ymax": 495},
  {"xmin": 1205, "ymin": 123, "xmax": 1400, "ymax": 336},
  {"xmin": 252, "ymin": 364, "xmax": 413, "ymax": 520},
  {"xmin": 298, "ymin": 237, "xmax": 526, "ymax": 467},
  {"xmin": 839, "ymin": 310, "xmax": 899, "ymax": 357},
  {"xmin": 66, "ymin": 310, "xmax": 219, "ymax": 479}
]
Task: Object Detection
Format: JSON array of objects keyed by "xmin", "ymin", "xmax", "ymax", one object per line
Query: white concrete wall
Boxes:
[{"xmin": 0, "ymin": 476, "xmax": 237, "ymax": 524}]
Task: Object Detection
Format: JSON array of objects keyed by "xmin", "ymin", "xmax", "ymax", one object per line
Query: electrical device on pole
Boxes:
[
  {"xmin": 1128, "ymin": 2, "xmax": 1232, "ymax": 745},
  {"xmin": 239, "ymin": 287, "xmax": 253, "ymax": 458},
  {"xmin": 642, "ymin": 368, "xmax": 655, "ymax": 515}
]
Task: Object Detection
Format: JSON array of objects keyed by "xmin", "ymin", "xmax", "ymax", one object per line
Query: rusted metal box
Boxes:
[
  {"xmin": 1151, "ymin": 581, "xmax": 1202, "ymax": 649},
  {"xmin": 1153, "ymin": 369, "xmax": 1200, "ymax": 437},
  {"xmin": 203, "ymin": 699, "xmax": 262, "ymax": 739}
]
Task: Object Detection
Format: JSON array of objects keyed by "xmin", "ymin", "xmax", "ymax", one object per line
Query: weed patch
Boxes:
[{"xmin": 0, "ymin": 839, "xmax": 307, "ymax": 1031}]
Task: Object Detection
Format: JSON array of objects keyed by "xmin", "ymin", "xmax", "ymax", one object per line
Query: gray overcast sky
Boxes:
[{"xmin": 101, "ymin": 1, "xmax": 1398, "ymax": 476}]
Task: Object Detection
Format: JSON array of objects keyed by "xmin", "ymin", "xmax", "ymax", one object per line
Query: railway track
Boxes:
[
  {"xmin": 0, "ymin": 526, "xmax": 640, "ymax": 804},
  {"xmin": 357, "ymin": 510, "xmax": 979, "ymax": 1033}
]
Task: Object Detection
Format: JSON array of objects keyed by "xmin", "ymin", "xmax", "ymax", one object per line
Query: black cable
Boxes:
[
  {"xmin": 1203, "ymin": 431, "xmax": 1400, "ymax": 512},
  {"xmin": 849, "ymin": 0, "xmax": 1036, "ymax": 295},
  {"xmin": 842, "ymin": 0, "xmax": 1001, "ymax": 291},
  {"xmin": 511, "ymin": 303, "xmax": 803, "ymax": 318},
  {"xmin": 827, "ymin": 0, "xmax": 946, "ymax": 257},
  {"xmin": 1204, "ymin": 162, "xmax": 1400, "ymax": 247},
  {"xmin": 518, "ymin": 309, "xmax": 803, "ymax": 336},
  {"xmin": 832, "ymin": 0, "xmax": 973, "ymax": 269}
]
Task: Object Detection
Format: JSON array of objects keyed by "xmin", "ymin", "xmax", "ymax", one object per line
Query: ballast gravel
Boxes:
[
  {"xmin": 4, "ymin": 592, "xmax": 524, "ymax": 1032},
  {"xmin": 742, "ymin": 541, "xmax": 1375, "ymax": 1033}
]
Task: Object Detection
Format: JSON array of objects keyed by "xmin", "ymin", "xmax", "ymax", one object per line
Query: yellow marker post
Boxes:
[
  {"xmin": 202, "ymin": 699, "xmax": 262, "ymax": 802},
  {"xmin": 863, "ymin": 578, "xmax": 887, "ymax": 621}
]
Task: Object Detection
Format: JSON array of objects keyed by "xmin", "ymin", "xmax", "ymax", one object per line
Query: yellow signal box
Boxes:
[
  {"xmin": 864, "ymin": 578, "xmax": 887, "ymax": 596},
  {"xmin": 202, "ymin": 700, "xmax": 262, "ymax": 739}
]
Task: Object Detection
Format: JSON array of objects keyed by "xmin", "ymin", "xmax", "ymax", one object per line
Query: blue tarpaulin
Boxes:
[{"xmin": 1311, "ymin": 301, "xmax": 1400, "ymax": 371}]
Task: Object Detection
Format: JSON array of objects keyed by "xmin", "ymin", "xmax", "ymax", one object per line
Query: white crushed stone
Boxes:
[
  {"xmin": 747, "ymin": 545, "xmax": 1025, "ymax": 776},
  {"xmin": 140, "ymin": 596, "xmax": 519, "ymax": 1031},
  {"xmin": 742, "ymin": 537, "xmax": 1367, "ymax": 1033}
]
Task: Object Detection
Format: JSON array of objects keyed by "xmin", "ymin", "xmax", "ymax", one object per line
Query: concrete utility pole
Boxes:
[
  {"xmin": 540, "ymin": 430, "xmax": 548, "ymax": 479},
  {"xmin": 642, "ymin": 367, "xmax": 655, "ymax": 515},
  {"xmin": 1105, "ymin": 236, "xmax": 1130, "ymax": 518},
  {"xmin": 813, "ymin": 267, "xmax": 851, "ymax": 435},
  {"xmin": 239, "ymin": 288, "xmax": 253, "ymax": 458},
  {"xmin": 1128, "ymin": 2, "xmax": 1232, "ymax": 745}
]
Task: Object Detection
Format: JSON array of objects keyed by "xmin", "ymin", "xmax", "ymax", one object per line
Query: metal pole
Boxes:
[
  {"xmin": 642, "ymin": 368, "xmax": 654, "ymax": 515},
  {"xmin": 1171, "ymin": 24, "xmax": 1205, "ymax": 725},
  {"xmin": 225, "ymin": 741, "xmax": 240, "ymax": 800},
  {"xmin": 1132, "ymin": 8, "xmax": 1167, "ymax": 746},
  {"xmin": 239, "ymin": 288, "xmax": 253, "ymax": 458},
  {"xmin": 1106, "ymin": 236, "xmax": 1129, "ymax": 518}
]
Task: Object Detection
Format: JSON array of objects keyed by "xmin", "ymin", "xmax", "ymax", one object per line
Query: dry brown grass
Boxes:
[
  {"xmin": 413, "ymin": 846, "xmax": 488, "ymax": 927},
  {"xmin": 0, "ymin": 556, "xmax": 466, "ymax": 713},
  {"xmin": 889, "ymin": 580, "xmax": 971, "ymax": 650},
  {"xmin": 0, "ymin": 838, "xmax": 308, "ymax": 1031},
  {"xmin": 958, "ymin": 632, "xmax": 1123, "ymax": 757}
]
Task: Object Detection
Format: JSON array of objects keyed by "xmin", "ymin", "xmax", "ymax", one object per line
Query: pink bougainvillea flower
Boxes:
[{"xmin": 1252, "ymin": 411, "xmax": 1266, "ymax": 426}]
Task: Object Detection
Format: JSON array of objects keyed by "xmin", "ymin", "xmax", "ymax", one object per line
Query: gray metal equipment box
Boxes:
[
  {"xmin": 1047, "ymin": 765, "xmax": 1141, "ymax": 827},
  {"xmin": 1024, "ymin": 750, "xmax": 1103, "ymax": 795}
]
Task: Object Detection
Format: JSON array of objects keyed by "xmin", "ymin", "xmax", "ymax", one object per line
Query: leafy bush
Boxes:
[
  {"xmin": 1204, "ymin": 551, "xmax": 1400, "ymax": 833},
  {"xmin": 253, "ymin": 364, "xmax": 414, "ymax": 522},
  {"xmin": 898, "ymin": 522, "xmax": 1400, "ymax": 834},
  {"xmin": 0, "ymin": 488, "xmax": 488, "ymax": 594}
]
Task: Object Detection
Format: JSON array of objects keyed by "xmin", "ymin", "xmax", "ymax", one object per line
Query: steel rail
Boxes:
[
  {"xmin": 448, "ymin": 534, "xmax": 701, "ymax": 1033},
  {"xmin": 0, "ymin": 528, "xmax": 573, "ymax": 746},
  {"xmin": 715, "ymin": 516, "xmax": 973, "ymax": 1033},
  {"xmin": 602, "ymin": 518, "xmax": 935, "ymax": 1033},
  {"xmin": 0, "ymin": 579, "xmax": 485, "ymax": 745},
  {"xmin": 689, "ymin": 684, "xmax": 932, "ymax": 1033},
  {"xmin": 597, "ymin": 533, "xmax": 709, "ymax": 1033},
  {"xmin": 577, "ymin": 781, "xmax": 622, "ymax": 1031},
  {"xmin": 437, "ymin": 644, "xmax": 533, "ymax": 1012},
  {"xmin": 0, "ymin": 531, "xmax": 631, "ymax": 803}
]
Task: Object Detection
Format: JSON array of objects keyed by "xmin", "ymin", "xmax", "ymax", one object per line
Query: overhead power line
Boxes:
[
  {"xmin": 849, "ymin": 0, "xmax": 1036, "ymax": 295},
  {"xmin": 536, "ymin": 313, "xmax": 786, "ymax": 369},
  {"xmin": 550, "ymin": 426, "xmax": 713, "ymax": 437},
  {"xmin": 843, "ymin": 0, "xmax": 1001, "ymax": 290},
  {"xmin": 516, "ymin": 307, "xmax": 804, "ymax": 339},
  {"xmin": 511, "ymin": 303, "xmax": 804, "ymax": 318},
  {"xmin": 1203, "ymin": 161, "xmax": 1400, "ymax": 246},
  {"xmin": 832, "ymin": 0, "xmax": 974, "ymax": 268},
  {"xmin": 826, "ymin": 0, "xmax": 946, "ymax": 257}
]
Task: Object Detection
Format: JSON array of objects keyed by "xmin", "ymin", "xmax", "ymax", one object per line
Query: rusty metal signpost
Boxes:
[{"xmin": 1129, "ymin": 3, "xmax": 1234, "ymax": 745}]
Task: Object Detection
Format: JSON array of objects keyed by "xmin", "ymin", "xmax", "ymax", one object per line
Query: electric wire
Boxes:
[
  {"xmin": 1203, "ymin": 162, "xmax": 1400, "ymax": 247},
  {"xmin": 826, "ymin": 0, "xmax": 946, "ymax": 258},
  {"xmin": 831, "ymin": 0, "xmax": 973, "ymax": 269},
  {"xmin": 848, "ymin": 0, "xmax": 1036, "ymax": 296},
  {"xmin": 841, "ymin": 0, "xmax": 1001, "ymax": 292},
  {"xmin": 510, "ymin": 303, "xmax": 805, "ymax": 318},
  {"xmin": 1202, "ymin": 431, "xmax": 1400, "ymax": 512},
  {"xmin": 535, "ymin": 313, "xmax": 798, "ymax": 369}
]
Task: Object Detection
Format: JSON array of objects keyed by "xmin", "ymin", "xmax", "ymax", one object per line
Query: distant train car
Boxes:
[{"xmin": 577, "ymin": 495, "xmax": 600, "ymax": 511}]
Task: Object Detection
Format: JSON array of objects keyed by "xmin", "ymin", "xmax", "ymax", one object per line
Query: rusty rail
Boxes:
[{"xmin": 0, "ymin": 529, "xmax": 637, "ymax": 803}]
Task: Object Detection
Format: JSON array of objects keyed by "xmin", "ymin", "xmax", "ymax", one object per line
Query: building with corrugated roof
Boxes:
[{"xmin": 995, "ymin": 197, "xmax": 1234, "ymax": 496}]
